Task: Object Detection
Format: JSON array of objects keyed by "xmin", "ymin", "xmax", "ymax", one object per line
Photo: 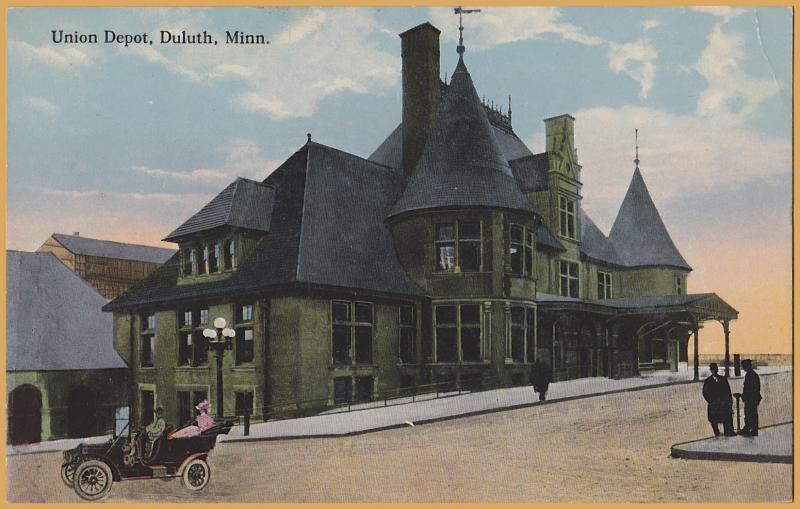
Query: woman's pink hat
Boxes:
[{"xmin": 196, "ymin": 400, "xmax": 210, "ymax": 411}]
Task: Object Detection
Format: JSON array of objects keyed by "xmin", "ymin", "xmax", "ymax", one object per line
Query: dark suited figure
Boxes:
[
  {"xmin": 531, "ymin": 360, "xmax": 553, "ymax": 401},
  {"xmin": 739, "ymin": 359, "xmax": 762, "ymax": 436},
  {"xmin": 702, "ymin": 363, "xmax": 736, "ymax": 436}
]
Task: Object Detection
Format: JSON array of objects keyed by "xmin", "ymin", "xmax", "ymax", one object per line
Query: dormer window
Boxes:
[
  {"xmin": 199, "ymin": 246, "xmax": 208, "ymax": 275},
  {"xmin": 180, "ymin": 238, "xmax": 240, "ymax": 278},
  {"xmin": 182, "ymin": 248, "xmax": 197, "ymax": 276},
  {"xmin": 224, "ymin": 239, "xmax": 237, "ymax": 269}
]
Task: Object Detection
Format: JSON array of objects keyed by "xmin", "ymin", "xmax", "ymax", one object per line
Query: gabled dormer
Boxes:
[{"xmin": 163, "ymin": 177, "xmax": 275, "ymax": 283}]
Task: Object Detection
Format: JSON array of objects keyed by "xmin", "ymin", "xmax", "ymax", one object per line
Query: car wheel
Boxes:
[
  {"xmin": 182, "ymin": 458, "xmax": 210, "ymax": 491},
  {"xmin": 60, "ymin": 462, "xmax": 76, "ymax": 487},
  {"xmin": 73, "ymin": 460, "xmax": 113, "ymax": 501}
]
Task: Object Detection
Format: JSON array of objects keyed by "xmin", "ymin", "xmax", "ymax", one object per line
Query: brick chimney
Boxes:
[{"xmin": 400, "ymin": 22, "xmax": 440, "ymax": 182}]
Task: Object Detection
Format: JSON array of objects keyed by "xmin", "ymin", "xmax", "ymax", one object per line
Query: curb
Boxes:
[{"xmin": 669, "ymin": 422, "xmax": 793, "ymax": 464}]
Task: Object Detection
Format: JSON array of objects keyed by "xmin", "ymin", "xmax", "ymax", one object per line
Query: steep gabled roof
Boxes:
[
  {"xmin": 49, "ymin": 233, "xmax": 174, "ymax": 264},
  {"xmin": 368, "ymin": 123, "xmax": 535, "ymax": 171},
  {"xmin": 609, "ymin": 169, "xmax": 691, "ymax": 270},
  {"xmin": 163, "ymin": 178, "xmax": 275, "ymax": 242},
  {"xmin": 106, "ymin": 142, "xmax": 422, "ymax": 311},
  {"xmin": 386, "ymin": 55, "xmax": 537, "ymax": 221},
  {"xmin": 7, "ymin": 251, "xmax": 127, "ymax": 371},
  {"xmin": 509, "ymin": 153, "xmax": 549, "ymax": 192},
  {"xmin": 579, "ymin": 210, "xmax": 624, "ymax": 266}
]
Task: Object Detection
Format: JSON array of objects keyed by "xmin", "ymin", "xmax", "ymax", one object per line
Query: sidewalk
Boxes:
[
  {"xmin": 219, "ymin": 365, "xmax": 791, "ymax": 443},
  {"xmin": 7, "ymin": 366, "xmax": 790, "ymax": 455},
  {"xmin": 670, "ymin": 422, "xmax": 792, "ymax": 463}
]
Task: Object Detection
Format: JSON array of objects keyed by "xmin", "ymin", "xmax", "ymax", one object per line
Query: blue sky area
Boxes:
[{"xmin": 6, "ymin": 7, "xmax": 793, "ymax": 352}]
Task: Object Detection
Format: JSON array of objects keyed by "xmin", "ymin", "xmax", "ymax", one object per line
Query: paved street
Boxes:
[{"xmin": 7, "ymin": 371, "xmax": 791, "ymax": 503}]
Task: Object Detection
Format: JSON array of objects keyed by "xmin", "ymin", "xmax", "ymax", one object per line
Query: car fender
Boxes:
[{"xmin": 177, "ymin": 452, "xmax": 209, "ymax": 476}]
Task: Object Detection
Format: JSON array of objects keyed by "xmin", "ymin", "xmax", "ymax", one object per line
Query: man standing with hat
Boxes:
[
  {"xmin": 702, "ymin": 363, "xmax": 736, "ymax": 436},
  {"xmin": 739, "ymin": 359, "xmax": 762, "ymax": 436}
]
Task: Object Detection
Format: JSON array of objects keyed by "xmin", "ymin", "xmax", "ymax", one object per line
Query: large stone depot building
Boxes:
[{"xmin": 105, "ymin": 22, "xmax": 738, "ymax": 426}]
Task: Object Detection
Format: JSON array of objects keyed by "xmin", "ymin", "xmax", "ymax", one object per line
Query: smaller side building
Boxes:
[
  {"xmin": 6, "ymin": 251, "xmax": 130, "ymax": 444},
  {"xmin": 37, "ymin": 233, "xmax": 175, "ymax": 300}
]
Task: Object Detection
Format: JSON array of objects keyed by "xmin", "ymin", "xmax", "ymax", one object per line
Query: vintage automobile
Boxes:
[{"xmin": 60, "ymin": 413, "xmax": 235, "ymax": 501}]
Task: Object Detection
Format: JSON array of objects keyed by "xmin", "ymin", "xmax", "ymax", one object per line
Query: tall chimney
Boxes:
[{"xmin": 400, "ymin": 22, "xmax": 440, "ymax": 182}]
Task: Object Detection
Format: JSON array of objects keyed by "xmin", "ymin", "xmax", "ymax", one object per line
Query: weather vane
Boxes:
[{"xmin": 454, "ymin": 6, "xmax": 481, "ymax": 54}]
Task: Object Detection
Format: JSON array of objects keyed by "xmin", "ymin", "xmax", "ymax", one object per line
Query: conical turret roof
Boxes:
[
  {"xmin": 387, "ymin": 55, "xmax": 537, "ymax": 221},
  {"xmin": 609, "ymin": 168, "xmax": 691, "ymax": 270}
]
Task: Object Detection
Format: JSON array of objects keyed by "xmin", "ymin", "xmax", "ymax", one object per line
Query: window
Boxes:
[
  {"xmin": 224, "ymin": 239, "xmax": 236, "ymax": 270},
  {"xmin": 199, "ymin": 246, "xmax": 208, "ymax": 275},
  {"xmin": 509, "ymin": 224, "xmax": 535, "ymax": 277},
  {"xmin": 399, "ymin": 305, "xmax": 415, "ymax": 364},
  {"xmin": 178, "ymin": 332, "xmax": 193, "ymax": 366},
  {"xmin": 140, "ymin": 390, "xmax": 155, "ymax": 426},
  {"xmin": 458, "ymin": 222, "xmax": 482, "ymax": 272},
  {"xmin": 331, "ymin": 301, "xmax": 373, "ymax": 365},
  {"xmin": 333, "ymin": 377, "xmax": 352, "ymax": 404},
  {"xmin": 235, "ymin": 391, "xmax": 254, "ymax": 416},
  {"xmin": 177, "ymin": 390, "xmax": 207, "ymax": 425},
  {"xmin": 178, "ymin": 308, "xmax": 207, "ymax": 367},
  {"xmin": 598, "ymin": 271, "xmax": 613, "ymax": 299},
  {"xmin": 235, "ymin": 303, "xmax": 255, "ymax": 365},
  {"xmin": 208, "ymin": 242, "xmax": 220, "ymax": 273},
  {"xmin": 675, "ymin": 275, "xmax": 683, "ymax": 295},
  {"xmin": 355, "ymin": 376, "xmax": 374, "ymax": 403},
  {"xmin": 509, "ymin": 307, "xmax": 535, "ymax": 363},
  {"xmin": 559, "ymin": 196, "xmax": 576, "ymax": 239},
  {"xmin": 141, "ymin": 314, "xmax": 156, "ymax": 367},
  {"xmin": 239, "ymin": 304, "xmax": 253, "ymax": 322},
  {"xmin": 182, "ymin": 248, "xmax": 196, "ymax": 276},
  {"xmin": 559, "ymin": 261, "xmax": 579, "ymax": 298},
  {"xmin": 435, "ymin": 221, "xmax": 483, "ymax": 272},
  {"xmin": 435, "ymin": 224, "xmax": 456, "ymax": 271},
  {"xmin": 435, "ymin": 304, "xmax": 482, "ymax": 363}
]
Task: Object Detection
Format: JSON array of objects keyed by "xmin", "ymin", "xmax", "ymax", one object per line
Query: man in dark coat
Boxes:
[
  {"xmin": 531, "ymin": 360, "xmax": 553, "ymax": 401},
  {"xmin": 739, "ymin": 359, "xmax": 762, "ymax": 436},
  {"xmin": 702, "ymin": 363, "xmax": 736, "ymax": 436}
]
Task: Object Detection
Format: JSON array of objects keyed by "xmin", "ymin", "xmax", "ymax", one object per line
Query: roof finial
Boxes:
[
  {"xmin": 634, "ymin": 128, "xmax": 640, "ymax": 171},
  {"xmin": 454, "ymin": 6, "xmax": 481, "ymax": 55},
  {"xmin": 307, "ymin": 133, "xmax": 312, "ymax": 144},
  {"xmin": 508, "ymin": 95, "xmax": 512, "ymax": 121}
]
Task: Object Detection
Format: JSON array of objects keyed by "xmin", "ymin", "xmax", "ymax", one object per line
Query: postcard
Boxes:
[{"xmin": 5, "ymin": 6, "xmax": 793, "ymax": 503}]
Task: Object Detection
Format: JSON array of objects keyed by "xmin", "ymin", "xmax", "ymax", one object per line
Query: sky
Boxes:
[{"xmin": 6, "ymin": 7, "xmax": 793, "ymax": 354}]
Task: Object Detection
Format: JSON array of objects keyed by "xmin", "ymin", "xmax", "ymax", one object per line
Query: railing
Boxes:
[{"xmin": 234, "ymin": 376, "xmax": 504, "ymax": 435}]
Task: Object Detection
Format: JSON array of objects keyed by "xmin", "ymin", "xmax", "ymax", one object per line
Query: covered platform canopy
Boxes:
[{"xmin": 536, "ymin": 293, "xmax": 739, "ymax": 380}]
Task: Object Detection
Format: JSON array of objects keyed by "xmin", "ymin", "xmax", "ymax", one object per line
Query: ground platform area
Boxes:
[{"xmin": 671, "ymin": 422, "xmax": 792, "ymax": 463}]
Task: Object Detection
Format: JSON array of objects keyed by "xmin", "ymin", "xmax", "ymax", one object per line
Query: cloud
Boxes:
[
  {"xmin": 274, "ymin": 9, "xmax": 327, "ymax": 44},
  {"xmin": 694, "ymin": 25, "xmax": 779, "ymax": 117},
  {"xmin": 43, "ymin": 188, "xmax": 211, "ymax": 203},
  {"xmin": 23, "ymin": 96, "xmax": 60, "ymax": 116},
  {"xmin": 607, "ymin": 39, "xmax": 658, "ymax": 98},
  {"xmin": 641, "ymin": 19, "xmax": 660, "ymax": 31},
  {"xmin": 132, "ymin": 139, "xmax": 281, "ymax": 183},
  {"xmin": 125, "ymin": 9, "xmax": 399, "ymax": 120},
  {"xmin": 10, "ymin": 40, "xmax": 94, "ymax": 69},
  {"xmin": 689, "ymin": 7, "xmax": 748, "ymax": 22},
  {"xmin": 429, "ymin": 7, "xmax": 603, "ymax": 50}
]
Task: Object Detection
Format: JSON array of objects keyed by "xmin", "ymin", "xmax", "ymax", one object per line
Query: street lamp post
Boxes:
[{"xmin": 203, "ymin": 317, "xmax": 235, "ymax": 418}]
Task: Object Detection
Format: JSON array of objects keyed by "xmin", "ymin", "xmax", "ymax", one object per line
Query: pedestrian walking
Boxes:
[
  {"xmin": 702, "ymin": 363, "xmax": 736, "ymax": 436},
  {"xmin": 530, "ymin": 359, "xmax": 553, "ymax": 401},
  {"xmin": 739, "ymin": 359, "xmax": 761, "ymax": 436}
]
